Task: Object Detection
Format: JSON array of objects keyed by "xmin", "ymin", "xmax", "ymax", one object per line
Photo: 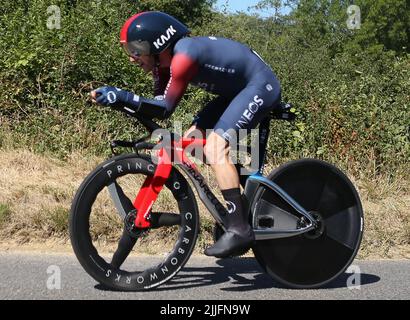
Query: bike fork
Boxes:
[{"xmin": 133, "ymin": 147, "xmax": 172, "ymax": 228}]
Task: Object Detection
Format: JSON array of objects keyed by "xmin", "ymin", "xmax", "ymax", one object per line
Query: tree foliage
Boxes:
[{"xmin": 0, "ymin": 0, "xmax": 408, "ymax": 177}]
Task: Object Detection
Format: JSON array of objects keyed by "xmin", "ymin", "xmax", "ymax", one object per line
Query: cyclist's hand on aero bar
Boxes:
[{"xmin": 92, "ymin": 86, "xmax": 135, "ymax": 108}]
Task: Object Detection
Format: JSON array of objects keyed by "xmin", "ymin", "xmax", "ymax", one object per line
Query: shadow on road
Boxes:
[{"xmin": 95, "ymin": 257, "xmax": 380, "ymax": 292}]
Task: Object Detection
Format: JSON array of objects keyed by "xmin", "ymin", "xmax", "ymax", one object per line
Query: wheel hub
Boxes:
[
  {"xmin": 124, "ymin": 210, "xmax": 147, "ymax": 239},
  {"xmin": 304, "ymin": 211, "xmax": 325, "ymax": 240}
]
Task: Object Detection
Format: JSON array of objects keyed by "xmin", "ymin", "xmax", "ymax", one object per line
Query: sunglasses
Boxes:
[{"xmin": 121, "ymin": 40, "xmax": 150, "ymax": 58}]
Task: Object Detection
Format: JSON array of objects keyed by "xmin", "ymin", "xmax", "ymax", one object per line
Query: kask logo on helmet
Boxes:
[{"xmin": 153, "ymin": 25, "xmax": 177, "ymax": 50}]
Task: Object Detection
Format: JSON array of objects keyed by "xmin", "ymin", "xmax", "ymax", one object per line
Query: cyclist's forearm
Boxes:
[
  {"xmin": 94, "ymin": 86, "xmax": 176, "ymax": 119},
  {"xmin": 138, "ymin": 97, "xmax": 174, "ymax": 119},
  {"xmin": 121, "ymin": 92, "xmax": 174, "ymax": 119}
]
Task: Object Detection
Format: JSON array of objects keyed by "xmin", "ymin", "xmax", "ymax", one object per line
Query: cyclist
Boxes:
[{"xmin": 91, "ymin": 11, "xmax": 282, "ymax": 258}]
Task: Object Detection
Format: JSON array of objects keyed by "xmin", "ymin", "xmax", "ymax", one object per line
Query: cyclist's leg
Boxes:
[
  {"xmin": 204, "ymin": 75, "xmax": 281, "ymax": 257},
  {"xmin": 207, "ymin": 77, "xmax": 281, "ymax": 187},
  {"xmin": 214, "ymin": 78, "xmax": 281, "ymax": 143},
  {"xmin": 183, "ymin": 96, "xmax": 231, "ymax": 162},
  {"xmin": 186, "ymin": 95, "xmax": 231, "ymax": 135}
]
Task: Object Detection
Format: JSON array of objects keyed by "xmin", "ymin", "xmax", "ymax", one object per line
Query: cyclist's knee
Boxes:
[
  {"xmin": 204, "ymin": 133, "xmax": 229, "ymax": 165},
  {"xmin": 183, "ymin": 125, "xmax": 205, "ymax": 139}
]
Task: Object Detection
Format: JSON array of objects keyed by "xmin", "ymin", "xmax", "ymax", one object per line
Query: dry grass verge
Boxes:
[{"xmin": 0, "ymin": 149, "xmax": 409, "ymax": 259}]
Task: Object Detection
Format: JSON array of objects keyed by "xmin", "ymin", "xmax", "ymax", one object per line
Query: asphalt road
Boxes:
[{"xmin": 0, "ymin": 252, "xmax": 408, "ymax": 300}]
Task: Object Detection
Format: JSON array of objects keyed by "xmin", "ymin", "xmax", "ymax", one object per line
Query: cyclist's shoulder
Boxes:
[
  {"xmin": 174, "ymin": 36, "xmax": 243, "ymax": 58},
  {"xmin": 174, "ymin": 36, "xmax": 233, "ymax": 49},
  {"xmin": 184, "ymin": 36, "xmax": 242, "ymax": 44},
  {"xmin": 173, "ymin": 37, "xmax": 208, "ymax": 61},
  {"xmin": 174, "ymin": 36, "xmax": 202, "ymax": 51}
]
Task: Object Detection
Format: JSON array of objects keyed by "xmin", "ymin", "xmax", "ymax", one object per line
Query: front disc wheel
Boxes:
[{"xmin": 69, "ymin": 154, "xmax": 199, "ymax": 291}]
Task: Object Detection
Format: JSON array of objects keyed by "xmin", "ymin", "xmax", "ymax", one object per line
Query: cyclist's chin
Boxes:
[{"xmin": 140, "ymin": 64, "xmax": 153, "ymax": 73}]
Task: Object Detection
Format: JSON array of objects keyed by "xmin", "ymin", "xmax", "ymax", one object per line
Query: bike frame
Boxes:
[{"xmin": 129, "ymin": 115, "xmax": 317, "ymax": 239}]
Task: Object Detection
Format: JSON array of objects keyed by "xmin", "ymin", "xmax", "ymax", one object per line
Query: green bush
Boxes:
[
  {"xmin": 0, "ymin": 0, "xmax": 408, "ymax": 179},
  {"xmin": 0, "ymin": 204, "xmax": 12, "ymax": 227}
]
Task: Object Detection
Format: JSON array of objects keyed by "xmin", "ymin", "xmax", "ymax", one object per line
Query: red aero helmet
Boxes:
[{"xmin": 120, "ymin": 11, "xmax": 190, "ymax": 57}]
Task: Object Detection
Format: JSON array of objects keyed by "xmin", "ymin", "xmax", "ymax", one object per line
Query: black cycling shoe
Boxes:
[{"xmin": 204, "ymin": 230, "xmax": 255, "ymax": 258}]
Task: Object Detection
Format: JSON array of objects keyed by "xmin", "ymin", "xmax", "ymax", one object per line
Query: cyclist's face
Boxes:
[{"xmin": 129, "ymin": 55, "xmax": 155, "ymax": 73}]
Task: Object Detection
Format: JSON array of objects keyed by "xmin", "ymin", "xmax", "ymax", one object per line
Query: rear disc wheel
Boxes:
[{"xmin": 252, "ymin": 159, "xmax": 364, "ymax": 288}]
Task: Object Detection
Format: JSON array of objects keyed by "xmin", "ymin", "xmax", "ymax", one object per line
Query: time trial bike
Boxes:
[{"xmin": 69, "ymin": 102, "xmax": 364, "ymax": 291}]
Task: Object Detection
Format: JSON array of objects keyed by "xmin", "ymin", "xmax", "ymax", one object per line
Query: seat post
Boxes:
[
  {"xmin": 257, "ymin": 116, "xmax": 271, "ymax": 175},
  {"xmin": 234, "ymin": 115, "xmax": 271, "ymax": 186}
]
